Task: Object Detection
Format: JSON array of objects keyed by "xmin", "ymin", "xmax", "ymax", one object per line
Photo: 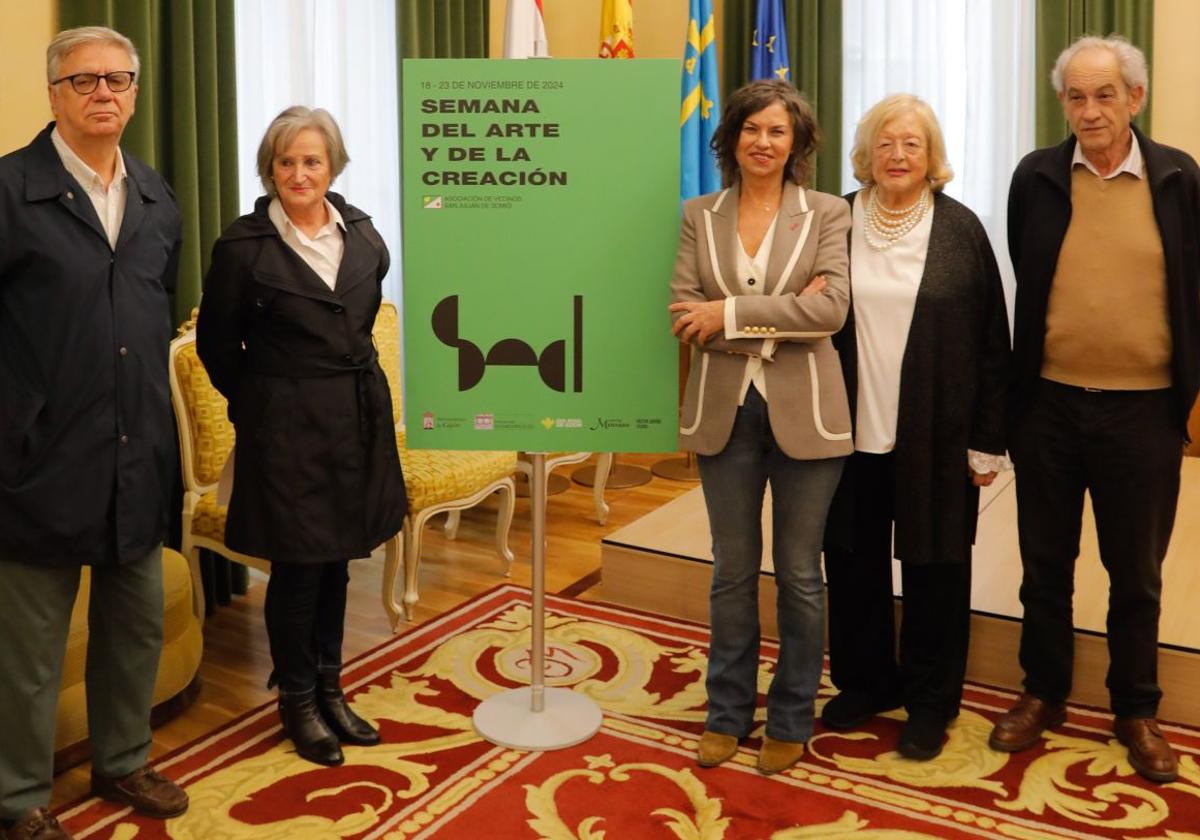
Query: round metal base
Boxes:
[
  {"xmin": 650, "ymin": 456, "xmax": 701, "ymax": 482},
  {"xmin": 515, "ymin": 472, "xmax": 571, "ymax": 498},
  {"xmin": 572, "ymin": 463, "xmax": 652, "ymax": 489},
  {"xmin": 473, "ymin": 687, "xmax": 603, "ymax": 750}
]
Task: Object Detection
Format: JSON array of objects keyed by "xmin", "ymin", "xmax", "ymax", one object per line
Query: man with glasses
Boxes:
[{"xmin": 0, "ymin": 26, "xmax": 187, "ymax": 840}]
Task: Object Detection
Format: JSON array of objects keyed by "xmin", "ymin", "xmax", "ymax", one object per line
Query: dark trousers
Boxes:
[
  {"xmin": 824, "ymin": 452, "xmax": 972, "ymax": 720},
  {"xmin": 0, "ymin": 547, "xmax": 163, "ymax": 818},
  {"xmin": 264, "ymin": 560, "xmax": 351, "ymax": 694},
  {"xmin": 1014, "ymin": 380, "xmax": 1182, "ymax": 718}
]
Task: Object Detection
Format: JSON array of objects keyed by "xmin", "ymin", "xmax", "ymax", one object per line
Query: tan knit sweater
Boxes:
[{"xmin": 1041, "ymin": 167, "xmax": 1172, "ymax": 389}]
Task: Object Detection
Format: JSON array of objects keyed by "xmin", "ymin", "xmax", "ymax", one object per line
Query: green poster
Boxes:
[{"xmin": 401, "ymin": 59, "xmax": 680, "ymax": 452}]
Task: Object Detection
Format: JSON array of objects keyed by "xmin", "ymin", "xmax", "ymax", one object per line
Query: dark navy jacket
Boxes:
[{"xmin": 0, "ymin": 123, "xmax": 182, "ymax": 565}]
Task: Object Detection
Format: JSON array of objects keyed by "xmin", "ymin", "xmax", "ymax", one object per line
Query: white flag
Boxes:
[{"xmin": 504, "ymin": 0, "xmax": 549, "ymax": 58}]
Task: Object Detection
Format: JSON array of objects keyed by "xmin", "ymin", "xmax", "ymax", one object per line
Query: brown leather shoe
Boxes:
[
  {"xmin": 757, "ymin": 736, "xmax": 805, "ymax": 775},
  {"xmin": 4, "ymin": 808, "xmax": 72, "ymax": 840},
  {"xmin": 696, "ymin": 731, "xmax": 739, "ymax": 767},
  {"xmin": 988, "ymin": 694, "xmax": 1067, "ymax": 752},
  {"xmin": 91, "ymin": 766, "xmax": 188, "ymax": 819},
  {"xmin": 1115, "ymin": 717, "xmax": 1178, "ymax": 783}
]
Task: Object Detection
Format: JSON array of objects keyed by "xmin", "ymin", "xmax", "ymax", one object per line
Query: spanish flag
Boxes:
[{"xmin": 599, "ymin": 0, "xmax": 635, "ymax": 58}]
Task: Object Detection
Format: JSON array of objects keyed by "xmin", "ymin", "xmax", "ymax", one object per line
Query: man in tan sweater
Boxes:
[{"xmin": 990, "ymin": 35, "xmax": 1200, "ymax": 784}]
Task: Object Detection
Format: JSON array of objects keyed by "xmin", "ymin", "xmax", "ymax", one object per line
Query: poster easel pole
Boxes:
[{"xmin": 472, "ymin": 453, "xmax": 603, "ymax": 748}]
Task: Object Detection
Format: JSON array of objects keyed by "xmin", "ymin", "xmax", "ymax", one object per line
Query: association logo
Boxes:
[
  {"xmin": 422, "ymin": 195, "xmax": 443, "ymax": 209},
  {"xmin": 474, "ymin": 413, "xmax": 495, "ymax": 430},
  {"xmin": 422, "ymin": 411, "xmax": 435, "ymax": 430},
  {"xmin": 541, "ymin": 417, "xmax": 554, "ymax": 429}
]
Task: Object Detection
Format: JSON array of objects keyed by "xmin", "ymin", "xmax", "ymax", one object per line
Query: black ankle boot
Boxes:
[
  {"xmin": 317, "ymin": 672, "xmax": 381, "ymax": 746},
  {"xmin": 279, "ymin": 690, "xmax": 345, "ymax": 766}
]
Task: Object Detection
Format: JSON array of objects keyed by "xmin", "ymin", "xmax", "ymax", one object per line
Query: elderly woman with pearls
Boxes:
[{"xmin": 820, "ymin": 94, "xmax": 1011, "ymax": 760}]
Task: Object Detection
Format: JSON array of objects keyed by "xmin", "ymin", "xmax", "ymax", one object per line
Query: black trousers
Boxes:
[
  {"xmin": 824, "ymin": 452, "xmax": 972, "ymax": 720},
  {"xmin": 264, "ymin": 560, "xmax": 351, "ymax": 694},
  {"xmin": 1014, "ymin": 380, "xmax": 1182, "ymax": 718}
]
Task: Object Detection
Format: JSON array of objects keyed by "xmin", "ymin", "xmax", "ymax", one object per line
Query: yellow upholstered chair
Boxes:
[
  {"xmin": 515, "ymin": 451, "xmax": 613, "ymax": 524},
  {"xmin": 373, "ymin": 302, "xmax": 518, "ymax": 627},
  {"xmin": 170, "ymin": 316, "xmax": 402, "ymax": 622},
  {"xmin": 169, "ymin": 320, "xmax": 270, "ymax": 622}
]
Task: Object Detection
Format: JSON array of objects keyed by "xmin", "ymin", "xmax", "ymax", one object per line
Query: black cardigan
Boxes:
[
  {"xmin": 1008, "ymin": 125, "xmax": 1200, "ymax": 440},
  {"xmin": 826, "ymin": 191, "xmax": 1011, "ymax": 565}
]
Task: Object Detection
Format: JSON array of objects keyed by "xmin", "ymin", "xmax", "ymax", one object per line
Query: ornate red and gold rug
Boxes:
[{"xmin": 59, "ymin": 584, "xmax": 1200, "ymax": 838}]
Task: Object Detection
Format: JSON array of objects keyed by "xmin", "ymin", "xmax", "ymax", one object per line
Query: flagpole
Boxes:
[{"xmin": 473, "ymin": 453, "xmax": 603, "ymax": 749}]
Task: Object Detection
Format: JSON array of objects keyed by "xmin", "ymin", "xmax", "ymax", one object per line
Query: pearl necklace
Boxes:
[{"xmin": 864, "ymin": 186, "xmax": 930, "ymax": 250}]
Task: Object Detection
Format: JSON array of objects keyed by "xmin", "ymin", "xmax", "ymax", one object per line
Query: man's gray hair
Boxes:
[
  {"xmin": 1051, "ymin": 34, "xmax": 1149, "ymax": 101},
  {"xmin": 256, "ymin": 106, "xmax": 350, "ymax": 196},
  {"xmin": 47, "ymin": 26, "xmax": 140, "ymax": 83}
]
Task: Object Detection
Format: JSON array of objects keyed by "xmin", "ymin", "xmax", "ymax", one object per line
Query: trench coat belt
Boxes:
[{"xmin": 246, "ymin": 350, "xmax": 383, "ymax": 445}]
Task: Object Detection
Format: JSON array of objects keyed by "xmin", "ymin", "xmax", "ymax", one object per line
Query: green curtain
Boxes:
[
  {"xmin": 59, "ymin": 0, "xmax": 240, "ymax": 326},
  {"xmin": 721, "ymin": 0, "xmax": 843, "ymax": 195},
  {"xmin": 1035, "ymin": 0, "xmax": 1153, "ymax": 149},
  {"xmin": 398, "ymin": 0, "xmax": 490, "ymax": 59}
]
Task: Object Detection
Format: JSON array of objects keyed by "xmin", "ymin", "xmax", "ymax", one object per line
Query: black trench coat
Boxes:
[
  {"xmin": 0, "ymin": 123, "xmax": 182, "ymax": 566},
  {"xmin": 196, "ymin": 194, "xmax": 407, "ymax": 564},
  {"xmin": 824, "ymin": 192, "xmax": 1011, "ymax": 565}
]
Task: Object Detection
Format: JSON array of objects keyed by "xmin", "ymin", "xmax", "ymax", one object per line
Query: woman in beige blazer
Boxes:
[{"xmin": 669, "ymin": 79, "xmax": 852, "ymax": 775}]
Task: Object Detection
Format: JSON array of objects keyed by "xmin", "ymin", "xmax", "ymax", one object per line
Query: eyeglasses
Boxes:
[{"xmin": 51, "ymin": 71, "xmax": 136, "ymax": 95}]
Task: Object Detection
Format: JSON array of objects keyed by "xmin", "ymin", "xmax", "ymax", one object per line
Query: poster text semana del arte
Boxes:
[{"xmin": 402, "ymin": 59, "xmax": 680, "ymax": 453}]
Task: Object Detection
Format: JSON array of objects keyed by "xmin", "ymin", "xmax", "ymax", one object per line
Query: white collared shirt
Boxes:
[
  {"xmin": 1072, "ymin": 132, "xmax": 1145, "ymax": 180},
  {"xmin": 51, "ymin": 126, "xmax": 128, "ymax": 249},
  {"xmin": 268, "ymin": 197, "xmax": 346, "ymax": 290},
  {"xmin": 729, "ymin": 214, "xmax": 778, "ymax": 404}
]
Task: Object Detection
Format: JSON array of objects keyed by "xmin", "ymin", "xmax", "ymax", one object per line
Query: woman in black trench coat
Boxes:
[{"xmin": 197, "ymin": 106, "xmax": 407, "ymax": 767}]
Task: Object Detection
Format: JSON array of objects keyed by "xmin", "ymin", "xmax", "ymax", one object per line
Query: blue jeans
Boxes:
[{"xmin": 698, "ymin": 388, "xmax": 844, "ymax": 742}]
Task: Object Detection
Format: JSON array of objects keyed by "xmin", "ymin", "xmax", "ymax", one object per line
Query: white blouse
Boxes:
[
  {"xmin": 268, "ymin": 197, "xmax": 346, "ymax": 290},
  {"xmin": 850, "ymin": 190, "xmax": 933, "ymax": 453},
  {"xmin": 731, "ymin": 214, "xmax": 778, "ymax": 405}
]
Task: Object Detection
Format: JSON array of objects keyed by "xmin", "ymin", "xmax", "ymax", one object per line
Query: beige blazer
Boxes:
[{"xmin": 670, "ymin": 183, "xmax": 853, "ymax": 460}]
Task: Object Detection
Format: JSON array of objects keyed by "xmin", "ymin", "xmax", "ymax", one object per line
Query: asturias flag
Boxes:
[
  {"xmin": 751, "ymin": 0, "xmax": 791, "ymax": 81},
  {"xmin": 504, "ymin": 0, "xmax": 549, "ymax": 58},
  {"xmin": 599, "ymin": 0, "xmax": 635, "ymax": 58},
  {"xmin": 680, "ymin": 0, "xmax": 721, "ymax": 200}
]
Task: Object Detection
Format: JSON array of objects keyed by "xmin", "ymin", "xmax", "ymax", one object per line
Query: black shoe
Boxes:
[
  {"xmin": 898, "ymin": 710, "xmax": 948, "ymax": 761},
  {"xmin": 820, "ymin": 690, "xmax": 902, "ymax": 731},
  {"xmin": 317, "ymin": 672, "xmax": 381, "ymax": 746},
  {"xmin": 279, "ymin": 691, "xmax": 345, "ymax": 766}
]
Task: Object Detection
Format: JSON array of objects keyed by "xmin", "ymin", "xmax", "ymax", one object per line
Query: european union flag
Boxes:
[
  {"xmin": 680, "ymin": 0, "xmax": 721, "ymax": 200},
  {"xmin": 751, "ymin": 0, "xmax": 791, "ymax": 81}
]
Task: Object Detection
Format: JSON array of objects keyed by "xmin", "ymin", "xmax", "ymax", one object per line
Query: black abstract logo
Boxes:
[{"xmin": 431, "ymin": 295, "xmax": 583, "ymax": 392}]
